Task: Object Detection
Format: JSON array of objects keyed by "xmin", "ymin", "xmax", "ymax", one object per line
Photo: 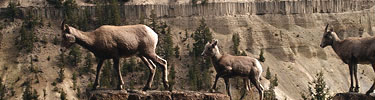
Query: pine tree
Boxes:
[
  {"xmin": 265, "ymin": 67, "xmax": 271, "ymax": 80},
  {"xmin": 163, "ymin": 27, "xmax": 174, "ymax": 60},
  {"xmin": 168, "ymin": 64, "xmax": 176, "ymax": 90},
  {"xmin": 192, "ymin": 18, "xmax": 213, "ymax": 57},
  {"xmin": 63, "ymin": 0, "xmax": 78, "ymax": 26},
  {"xmin": 22, "ymin": 80, "xmax": 39, "ymax": 100},
  {"xmin": 80, "ymin": 53, "xmax": 93, "ymax": 75},
  {"xmin": 68, "ymin": 45, "xmax": 82, "ymax": 67},
  {"xmin": 60, "ymin": 89, "xmax": 67, "ymax": 100},
  {"xmin": 0, "ymin": 78, "xmax": 6, "ymax": 100},
  {"xmin": 6, "ymin": 1, "xmax": 21, "ymax": 22},
  {"xmin": 57, "ymin": 68, "xmax": 65, "ymax": 83},
  {"xmin": 259, "ymin": 49, "xmax": 265, "ymax": 62},
  {"xmin": 109, "ymin": 0, "xmax": 121, "ymax": 25},
  {"xmin": 174, "ymin": 45, "xmax": 180, "ymax": 58},
  {"xmin": 57, "ymin": 50, "xmax": 66, "ymax": 67},
  {"xmin": 302, "ymin": 71, "xmax": 332, "ymax": 100},
  {"xmin": 232, "ymin": 33, "xmax": 240, "ymax": 55}
]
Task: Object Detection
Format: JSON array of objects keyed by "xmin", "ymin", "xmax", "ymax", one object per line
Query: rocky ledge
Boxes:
[
  {"xmin": 88, "ymin": 90, "xmax": 229, "ymax": 100},
  {"xmin": 333, "ymin": 92, "xmax": 375, "ymax": 100}
]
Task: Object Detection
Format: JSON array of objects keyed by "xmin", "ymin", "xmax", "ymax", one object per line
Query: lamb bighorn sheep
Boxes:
[
  {"xmin": 60, "ymin": 22, "xmax": 169, "ymax": 90},
  {"xmin": 320, "ymin": 24, "xmax": 375, "ymax": 94},
  {"xmin": 201, "ymin": 40, "xmax": 264, "ymax": 100}
]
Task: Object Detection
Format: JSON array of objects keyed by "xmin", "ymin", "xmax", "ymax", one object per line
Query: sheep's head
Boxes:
[
  {"xmin": 201, "ymin": 39, "xmax": 219, "ymax": 57},
  {"xmin": 320, "ymin": 24, "xmax": 333, "ymax": 48},
  {"xmin": 60, "ymin": 20, "xmax": 76, "ymax": 49}
]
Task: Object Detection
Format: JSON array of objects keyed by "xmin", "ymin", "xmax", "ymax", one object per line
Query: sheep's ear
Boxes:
[
  {"xmin": 61, "ymin": 19, "xmax": 65, "ymax": 30},
  {"xmin": 63, "ymin": 24, "xmax": 72, "ymax": 33},
  {"xmin": 211, "ymin": 40, "xmax": 218, "ymax": 47},
  {"xmin": 65, "ymin": 34, "xmax": 76, "ymax": 43}
]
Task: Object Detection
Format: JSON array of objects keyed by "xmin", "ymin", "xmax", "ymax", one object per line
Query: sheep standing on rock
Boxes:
[
  {"xmin": 60, "ymin": 21, "xmax": 169, "ymax": 91},
  {"xmin": 201, "ymin": 40, "xmax": 264, "ymax": 100},
  {"xmin": 320, "ymin": 24, "xmax": 375, "ymax": 94}
]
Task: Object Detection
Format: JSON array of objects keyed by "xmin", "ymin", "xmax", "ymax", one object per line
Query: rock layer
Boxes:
[{"xmin": 88, "ymin": 90, "xmax": 230, "ymax": 100}]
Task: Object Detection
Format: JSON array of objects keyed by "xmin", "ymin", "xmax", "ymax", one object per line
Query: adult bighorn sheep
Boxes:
[
  {"xmin": 320, "ymin": 24, "xmax": 375, "ymax": 94},
  {"xmin": 60, "ymin": 22, "xmax": 169, "ymax": 90},
  {"xmin": 201, "ymin": 40, "xmax": 264, "ymax": 100}
]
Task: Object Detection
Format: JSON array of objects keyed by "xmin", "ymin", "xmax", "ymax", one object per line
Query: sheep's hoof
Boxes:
[
  {"xmin": 92, "ymin": 84, "xmax": 99, "ymax": 90},
  {"xmin": 116, "ymin": 85, "xmax": 124, "ymax": 90},
  {"xmin": 349, "ymin": 87, "xmax": 354, "ymax": 92},
  {"xmin": 142, "ymin": 87, "xmax": 150, "ymax": 91},
  {"xmin": 209, "ymin": 89, "xmax": 216, "ymax": 93},
  {"xmin": 354, "ymin": 87, "xmax": 360, "ymax": 92},
  {"xmin": 164, "ymin": 84, "xmax": 170, "ymax": 91},
  {"xmin": 366, "ymin": 91, "xmax": 372, "ymax": 95}
]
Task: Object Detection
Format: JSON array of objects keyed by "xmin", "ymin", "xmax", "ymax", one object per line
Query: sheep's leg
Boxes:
[
  {"xmin": 354, "ymin": 64, "xmax": 360, "ymax": 92},
  {"xmin": 210, "ymin": 74, "xmax": 220, "ymax": 92},
  {"xmin": 239, "ymin": 79, "xmax": 248, "ymax": 100},
  {"xmin": 113, "ymin": 58, "xmax": 124, "ymax": 90},
  {"xmin": 140, "ymin": 56, "xmax": 156, "ymax": 91},
  {"xmin": 93, "ymin": 59, "xmax": 104, "ymax": 90},
  {"xmin": 349, "ymin": 64, "xmax": 355, "ymax": 92},
  {"xmin": 250, "ymin": 77, "xmax": 264, "ymax": 100},
  {"xmin": 147, "ymin": 54, "xmax": 170, "ymax": 90},
  {"xmin": 224, "ymin": 78, "xmax": 232, "ymax": 100},
  {"xmin": 366, "ymin": 64, "xmax": 375, "ymax": 95}
]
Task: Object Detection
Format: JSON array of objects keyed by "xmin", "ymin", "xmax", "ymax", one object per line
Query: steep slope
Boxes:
[{"xmin": 0, "ymin": 1, "xmax": 375, "ymax": 100}]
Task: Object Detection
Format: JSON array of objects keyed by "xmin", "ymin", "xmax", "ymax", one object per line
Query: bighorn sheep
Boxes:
[
  {"xmin": 320, "ymin": 24, "xmax": 375, "ymax": 94},
  {"xmin": 201, "ymin": 40, "xmax": 264, "ymax": 100},
  {"xmin": 60, "ymin": 22, "xmax": 169, "ymax": 90}
]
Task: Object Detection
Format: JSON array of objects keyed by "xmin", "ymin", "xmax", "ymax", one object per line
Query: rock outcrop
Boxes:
[
  {"xmin": 333, "ymin": 93, "xmax": 375, "ymax": 100},
  {"xmin": 88, "ymin": 90, "xmax": 229, "ymax": 100}
]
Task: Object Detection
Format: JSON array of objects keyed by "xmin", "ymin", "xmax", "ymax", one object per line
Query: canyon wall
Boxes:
[{"xmin": 1, "ymin": 0, "xmax": 374, "ymax": 20}]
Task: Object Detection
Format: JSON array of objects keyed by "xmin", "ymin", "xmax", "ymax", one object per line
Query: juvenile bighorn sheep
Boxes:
[
  {"xmin": 201, "ymin": 40, "xmax": 264, "ymax": 100},
  {"xmin": 320, "ymin": 24, "xmax": 375, "ymax": 94},
  {"xmin": 61, "ymin": 22, "xmax": 169, "ymax": 90}
]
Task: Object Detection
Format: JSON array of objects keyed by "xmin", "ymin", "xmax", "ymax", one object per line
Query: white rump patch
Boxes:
[
  {"xmin": 254, "ymin": 59, "xmax": 263, "ymax": 78},
  {"xmin": 145, "ymin": 25, "xmax": 158, "ymax": 47}
]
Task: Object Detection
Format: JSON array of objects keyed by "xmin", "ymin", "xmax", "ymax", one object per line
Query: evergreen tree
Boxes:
[
  {"xmin": 6, "ymin": 1, "xmax": 21, "ymax": 21},
  {"xmin": 192, "ymin": 18, "xmax": 213, "ymax": 57},
  {"xmin": 109, "ymin": 0, "xmax": 121, "ymax": 25},
  {"xmin": 95, "ymin": 0, "xmax": 121, "ymax": 26},
  {"xmin": 174, "ymin": 45, "xmax": 180, "ymax": 58},
  {"xmin": 265, "ymin": 67, "xmax": 271, "ymax": 80},
  {"xmin": 168, "ymin": 64, "xmax": 176, "ymax": 91},
  {"xmin": 80, "ymin": 53, "xmax": 93, "ymax": 75},
  {"xmin": 0, "ymin": 78, "xmax": 6, "ymax": 100},
  {"xmin": 57, "ymin": 50, "xmax": 66, "ymax": 67},
  {"xmin": 60, "ymin": 89, "xmax": 67, "ymax": 100},
  {"xmin": 264, "ymin": 74, "xmax": 278, "ymax": 100},
  {"xmin": 22, "ymin": 81, "xmax": 39, "ymax": 100},
  {"xmin": 100, "ymin": 61, "xmax": 117, "ymax": 88},
  {"xmin": 301, "ymin": 71, "xmax": 332, "ymax": 100},
  {"xmin": 259, "ymin": 49, "xmax": 265, "ymax": 62},
  {"xmin": 46, "ymin": 0, "xmax": 63, "ymax": 8},
  {"xmin": 68, "ymin": 45, "xmax": 82, "ymax": 67},
  {"xmin": 57, "ymin": 68, "xmax": 65, "ymax": 83},
  {"xmin": 63, "ymin": 0, "xmax": 78, "ymax": 26},
  {"xmin": 232, "ymin": 33, "xmax": 240, "ymax": 55},
  {"xmin": 163, "ymin": 27, "xmax": 174, "ymax": 60}
]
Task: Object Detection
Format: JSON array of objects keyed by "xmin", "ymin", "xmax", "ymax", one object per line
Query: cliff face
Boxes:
[
  {"xmin": 0, "ymin": 0, "xmax": 375, "ymax": 100},
  {"xmin": 1, "ymin": 0, "xmax": 374, "ymax": 20}
]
